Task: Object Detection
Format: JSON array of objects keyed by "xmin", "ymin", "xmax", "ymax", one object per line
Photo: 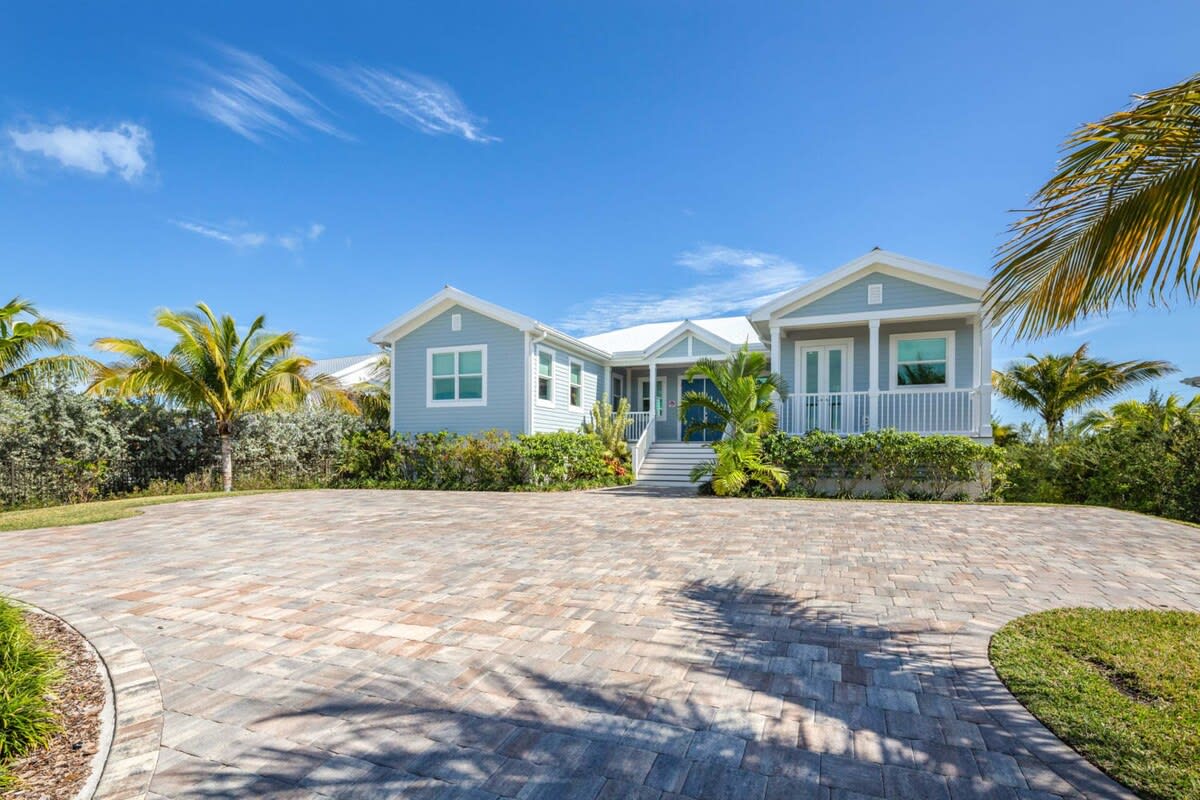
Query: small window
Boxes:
[
  {"xmin": 569, "ymin": 360, "xmax": 583, "ymax": 408},
  {"xmin": 640, "ymin": 378, "xmax": 666, "ymax": 420},
  {"xmin": 451, "ymin": 313, "xmax": 462, "ymax": 331},
  {"xmin": 428, "ymin": 345, "xmax": 486, "ymax": 405},
  {"xmin": 895, "ymin": 336, "xmax": 948, "ymax": 387},
  {"xmin": 537, "ymin": 349, "xmax": 554, "ymax": 405},
  {"xmin": 867, "ymin": 284, "xmax": 883, "ymax": 305}
]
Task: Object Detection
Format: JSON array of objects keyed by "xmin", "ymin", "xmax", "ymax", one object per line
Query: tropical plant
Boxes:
[
  {"xmin": 992, "ymin": 344, "xmax": 1174, "ymax": 440},
  {"xmin": 1079, "ymin": 390, "xmax": 1200, "ymax": 434},
  {"xmin": 0, "ymin": 297, "xmax": 96, "ymax": 394},
  {"xmin": 348, "ymin": 352, "xmax": 391, "ymax": 431},
  {"xmin": 690, "ymin": 432, "xmax": 787, "ymax": 496},
  {"xmin": 679, "ymin": 345, "xmax": 787, "ymax": 440},
  {"xmin": 581, "ymin": 395, "xmax": 630, "ymax": 464},
  {"xmin": 988, "ymin": 74, "xmax": 1200, "ymax": 337},
  {"xmin": 88, "ymin": 303, "xmax": 354, "ymax": 492}
]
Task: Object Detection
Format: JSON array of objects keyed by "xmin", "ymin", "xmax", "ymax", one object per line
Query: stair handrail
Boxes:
[{"xmin": 631, "ymin": 415, "xmax": 655, "ymax": 478}]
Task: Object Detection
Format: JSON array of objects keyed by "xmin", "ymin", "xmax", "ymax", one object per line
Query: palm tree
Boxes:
[
  {"xmin": 89, "ymin": 303, "xmax": 354, "ymax": 491},
  {"xmin": 679, "ymin": 346, "xmax": 788, "ymax": 440},
  {"xmin": 689, "ymin": 432, "xmax": 787, "ymax": 496},
  {"xmin": 1079, "ymin": 391, "xmax": 1200, "ymax": 434},
  {"xmin": 992, "ymin": 344, "xmax": 1175, "ymax": 440},
  {"xmin": 988, "ymin": 74, "xmax": 1200, "ymax": 337},
  {"xmin": 0, "ymin": 297, "xmax": 96, "ymax": 394},
  {"xmin": 348, "ymin": 352, "xmax": 391, "ymax": 431}
]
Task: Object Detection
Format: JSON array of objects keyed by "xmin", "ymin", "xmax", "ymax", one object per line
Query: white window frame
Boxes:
[
  {"xmin": 536, "ymin": 345, "xmax": 556, "ymax": 408},
  {"xmin": 639, "ymin": 377, "xmax": 666, "ymax": 420},
  {"xmin": 568, "ymin": 358, "xmax": 584, "ymax": 410},
  {"xmin": 888, "ymin": 330, "xmax": 955, "ymax": 391},
  {"xmin": 426, "ymin": 344, "xmax": 488, "ymax": 407}
]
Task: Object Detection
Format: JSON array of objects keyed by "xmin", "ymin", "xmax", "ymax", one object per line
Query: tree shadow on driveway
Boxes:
[{"xmin": 157, "ymin": 580, "xmax": 1074, "ymax": 799}]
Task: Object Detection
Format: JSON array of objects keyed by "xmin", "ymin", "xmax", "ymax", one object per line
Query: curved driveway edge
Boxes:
[
  {"xmin": 1, "ymin": 588, "xmax": 162, "ymax": 800},
  {"xmin": 949, "ymin": 618, "xmax": 1139, "ymax": 800}
]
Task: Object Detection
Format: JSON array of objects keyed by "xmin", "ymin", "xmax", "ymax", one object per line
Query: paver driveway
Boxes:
[{"xmin": 3, "ymin": 490, "xmax": 1199, "ymax": 800}]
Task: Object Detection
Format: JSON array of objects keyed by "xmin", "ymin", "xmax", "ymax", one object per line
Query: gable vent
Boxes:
[
  {"xmin": 867, "ymin": 283, "xmax": 883, "ymax": 305},
  {"xmin": 451, "ymin": 313, "xmax": 462, "ymax": 331}
]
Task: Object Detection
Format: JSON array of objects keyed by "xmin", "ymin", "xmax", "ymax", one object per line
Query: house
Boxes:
[
  {"xmin": 310, "ymin": 353, "xmax": 385, "ymax": 388},
  {"xmin": 368, "ymin": 250, "xmax": 994, "ymax": 483}
]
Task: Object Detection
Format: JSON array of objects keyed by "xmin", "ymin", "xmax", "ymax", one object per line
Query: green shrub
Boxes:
[
  {"xmin": 757, "ymin": 429, "xmax": 998, "ymax": 500},
  {"xmin": 337, "ymin": 430, "xmax": 625, "ymax": 491},
  {"xmin": 0, "ymin": 600, "xmax": 60, "ymax": 786}
]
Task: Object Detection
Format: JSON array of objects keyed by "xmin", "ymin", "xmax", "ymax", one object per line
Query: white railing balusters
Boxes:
[{"xmin": 778, "ymin": 388, "xmax": 982, "ymax": 436}]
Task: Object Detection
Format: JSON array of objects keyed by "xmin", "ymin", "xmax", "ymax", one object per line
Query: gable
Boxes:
[{"xmin": 780, "ymin": 271, "xmax": 978, "ymax": 320}]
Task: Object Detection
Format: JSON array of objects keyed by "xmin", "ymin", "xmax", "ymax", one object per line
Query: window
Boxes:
[
  {"xmin": 640, "ymin": 378, "xmax": 666, "ymax": 420},
  {"xmin": 537, "ymin": 348, "xmax": 555, "ymax": 405},
  {"xmin": 569, "ymin": 360, "xmax": 583, "ymax": 408},
  {"xmin": 867, "ymin": 283, "xmax": 883, "ymax": 305},
  {"xmin": 427, "ymin": 345, "xmax": 486, "ymax": 406},
  {"xmin": 891, "ymin": 333, "xmax": 953, "ymax": 389},
  {"xmin": 451, "ymin": 313, "xmax": 462, "ymax": 331}
]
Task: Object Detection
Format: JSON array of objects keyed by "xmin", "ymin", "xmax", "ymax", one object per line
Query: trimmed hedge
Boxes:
[
  {"xmin": 337, "ymin": 430, "xmax": 631, "ymax": 491},
  {"xmin": 756, "ymin": 429, "xmax": 1004, "ymax": 500}
]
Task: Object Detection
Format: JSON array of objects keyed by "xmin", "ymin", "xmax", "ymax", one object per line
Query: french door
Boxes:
[
  {"xmin": 680, "ymin": 377, "xmax": 723, "ymax": 441},
  {"xmin": 797, "ymin": 342, "xmax": 849, "ymax": 432}
]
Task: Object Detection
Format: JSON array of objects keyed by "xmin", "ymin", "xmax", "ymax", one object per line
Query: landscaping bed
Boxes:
[
  {"xmin": 1, "ymin": 601, "xmax": 105, "ymax": 797},
  {"xmin": 990, "ymin": 608, "xmax": 1200, "ymax": 800}
]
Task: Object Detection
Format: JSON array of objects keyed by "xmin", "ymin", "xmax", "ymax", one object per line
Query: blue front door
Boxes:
[{"xmin": 680, "ymin": 377, "xmax": 724, "ymax": 442}]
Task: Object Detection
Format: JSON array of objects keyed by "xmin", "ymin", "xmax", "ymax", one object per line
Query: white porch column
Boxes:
[
  {"xmin": 980, "ymin": 319, "xmax": 994, "ymax": 437},
  {"xmin": 625, "ymin": 367, "xmax": 632, "ymax": 402},
  {"xmin": 868, "ymin": 319, "xmax": 880, "ymax": 430},
  {"xmin": 603, "ymin": 365, "xmax": 612, "ymax": 405},
  {"xmin": 970, "ymin": 316, "xmax": 982, "ymax": 434},
  {"xmin": 648, "ymin": 360, "xmax": 657, "ymax": 416},
  {"xmin": 770, "ymin": 325, "xmax": 781, "ymax": 379}
]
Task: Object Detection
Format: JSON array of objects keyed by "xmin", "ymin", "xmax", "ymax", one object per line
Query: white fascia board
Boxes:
[
  {"xmin": 749, "ymin": 250, "xmax": 989, "ymax": 322},
  {"xmin": 369, "ymin": 286, "xmax": 538, "ymax": 344},
  {"xmin": 772, "ymin": 303, "xmax": 981, "ymax": 329}
]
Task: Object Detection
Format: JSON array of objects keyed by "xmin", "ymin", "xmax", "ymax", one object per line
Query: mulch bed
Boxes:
[{"xmin": 2, "ymin": 611, "xmax": 105, "ymax": 799}]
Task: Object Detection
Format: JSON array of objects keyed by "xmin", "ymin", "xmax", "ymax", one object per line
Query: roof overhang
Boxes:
[
  {"xmin": 748, "ymin": 250, "xmax": 988, "ymax": 324},
  {"xmin": 368, "ymin": 286, "xmax": 611, "ymax": 362}
]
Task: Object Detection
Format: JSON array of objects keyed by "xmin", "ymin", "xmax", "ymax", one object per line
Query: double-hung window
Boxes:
[
  {"xmin": 569, "ymin": 360, "xmax": 583, "ymax": 408},
  {"xmin": 537, "ymin": 348, "xmax": 555, "ymax": 405},
  {"xmin": 892, "ymin": 333, "xmax": 952, "ymax": 389},
  {"xmin": 427, "ymin": 345, "xmax": 487, "ymax": 406}
]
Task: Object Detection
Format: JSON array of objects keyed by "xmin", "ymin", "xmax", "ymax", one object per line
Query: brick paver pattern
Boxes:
[{"xmin": 4, "ymin": 490, "xmax": 1199, "ymax": 799}]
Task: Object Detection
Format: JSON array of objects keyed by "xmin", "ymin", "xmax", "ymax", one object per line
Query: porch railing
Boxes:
[
  {"xmin": 625, "ymin": 411, "xmax": 652, "ymax": 442},
  {"xmin": 777, "ymin": 388, "xmax": 981, "ymax": 436}
]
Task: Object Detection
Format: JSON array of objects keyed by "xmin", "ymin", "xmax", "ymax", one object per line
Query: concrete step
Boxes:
[{"xmin": 636, "ymin": 442, "xmax": 713, "ymax": 485}]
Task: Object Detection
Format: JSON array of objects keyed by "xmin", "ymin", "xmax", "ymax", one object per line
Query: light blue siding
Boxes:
[
  {"xmin": 691, "ymin": 338, "xmax": 723, "ymax": 356},
  {"xmin": 781, "ymin": 272, "xmax": 976, "ymax": 319},
  {"xmin": 658, "ymin": 339, "xmax": 690, "ymax": 358},
  {"xmin": 391, "ymin": 305, "xmax": 525, "ymax": 435},
  {"xmin": 626, "ymin": 366, "xmax": 689, "ymax": 441},
  {"xmin": 778, "ymin": 320, "xmax": 976, "ymax": 400},
  {"xmin": 532, "ymin": 345, "xmax": 605, "ymax": 433}
]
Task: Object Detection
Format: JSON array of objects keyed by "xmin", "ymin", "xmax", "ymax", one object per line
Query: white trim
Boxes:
[
  {"xmin": 425, "ymin": 343, "xmax": 488, "ymax": 407},
  {"xmin": 888, "ymin": 330, "xmax": 955, "ymax": 392},
  {"xmin": 450, "ymin": 313, "xmax": 462, "ymax": 331},
  {"xmin": 750, "ymin": 250, "xmax": 987, "ymax": 322},
  {"xmin": 643, "ymin": 321, "xmax": 736, "ymax": 361},
  {"xmin": 771, "ymin": 303, "xmax": 980, "ymax": 330},
  {"xmin": 535, "ymin": 344, "xmax": 556, "ymax": 408},
  {"xmin": 639, "ymin": 377, "xmax": 666, "ymax": 420},
  {"xmin": 388, "ymin": 342, "xmax": 397, "ymax": 433},
  {"xmin": 568, "ymin": 357, "xmax": 584, "ymax": 410},
  {"xmin": 793, "ymin": 338, "xmax": 854, "ymax": 395},
  {"xmin": 523, "ymin": 331, "xmax": 533, "ymax": 434}
]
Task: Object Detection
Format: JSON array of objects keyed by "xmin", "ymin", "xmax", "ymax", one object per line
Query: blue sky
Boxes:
[{"xmin": 4, "ymin": 2, "xmax": 1200, "ymax": 423}]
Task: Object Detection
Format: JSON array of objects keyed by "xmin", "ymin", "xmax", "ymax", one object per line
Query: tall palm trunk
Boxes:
[{"xmin": 218, "ymin": 422, "xmax": 233, "ymax": 492}]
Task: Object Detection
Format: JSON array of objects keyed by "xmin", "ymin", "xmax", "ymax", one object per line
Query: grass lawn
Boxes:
[
  {"xmin": 0, "ymin": 599, "xmax": 60, "ymax": 787},
  {"xmin": 990, "ymin": 608, "xmax": 1200, "ymax": 800},
  {"xmin": 0, "ymin": 491, "xmax": 273, "ymax": 532}
]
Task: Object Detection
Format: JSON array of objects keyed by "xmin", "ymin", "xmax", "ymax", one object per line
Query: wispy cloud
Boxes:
[
  {"xmin": 559, "ymin": 245, "xmax": 807, "ymax": 333},
  {"xmin": 6, "ymin": 122, "xmax": 151, "ymax": 181},
  {"xmin": 324, "ymin": 65, "xmax": 496, "ymax": 143},
  {"xmin": 42, "ymin": 307, "xmax": 173, "ymax": 346},
  {"xmin": 171, "ymin": 219, "xmax": 324, "ymax": 251},
  {"xmin": 187, "ymin": 44, "xmax": 344, "ymax": 142}
]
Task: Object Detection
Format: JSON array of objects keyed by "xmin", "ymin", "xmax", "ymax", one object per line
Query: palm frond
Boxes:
[{"xmin": 989, "ymin": 74, "xmax": 1200, "ymax": 337}]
